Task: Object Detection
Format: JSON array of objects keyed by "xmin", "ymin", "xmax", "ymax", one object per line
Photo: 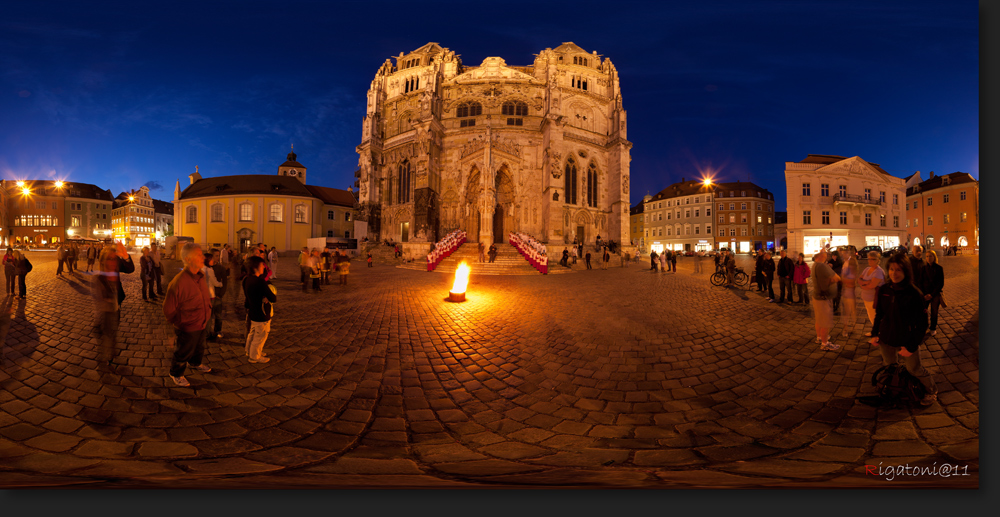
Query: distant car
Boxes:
[
  {"xmin": 858, "ymin": 245, "xmax": 882, "ymax": 257},
  {"xmin": 684, "ymin": 251, "xmax": 694, "ymax": 257},
  {"xmin": 882, "ymin": 245, "xmax": 907, "ymax": 257}
]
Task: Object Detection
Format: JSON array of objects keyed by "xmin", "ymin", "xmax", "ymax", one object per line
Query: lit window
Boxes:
[
  {"xmin": 345, "ymin": 212, "xmax": 352, "ymax": 222},
  {"xmin": 961, "ymin": 212, "xmax": 967, "ymax": 222},
  {"xmin": 295, "ymin": 205, "xmax": 308, "ymax": 223},
  {"xmin": 880, "ymin": 214, "xmax": 887, "ymax": 227},
  {"xmin": 927, "ymin": 216, "xmax": 932, "ymax": 226},
  {"xmin": 943, "ymin": 214, "xmax": 950, "ymax": 224},
  {"xmin": 269, "ymin": 203, "xmax": 283, "ymax": 222},
  {"xmin": 741, "ymin": 214, "xmax": 747, "ymax": 223},
  {"xmin": 239, "ymin": 203, "xmax": 253, "ymax": 222},
  {"xmin": 211, "ymin": 204, "xmax": 223, "ymax": 222}
]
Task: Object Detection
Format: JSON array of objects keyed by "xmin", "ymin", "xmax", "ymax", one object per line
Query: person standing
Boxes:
[
  {"xmin": 669, "ymin": 249, "xmax": 677, "ymax": 273},
  {"xmin": 140, "ymin": 247, "xmax": 157, "ymax": 302},
  {"xmin": 56, "ymin": 245, "xmax": 65, "ymax": 276},
  {"xmin": 298, "ymin": 246, "xmax": 309, "ymax": 292},
  {"xmin": 754, "ymin": 250, "xmax": 765, "ymax": 292},
  {"xmin": 367, "ymin": 252, "xmax": 373, "ymax": 268},
  {"xmin": 268, "ymin": 247, "xmax": 278, "ymax": 279},
  {"xmin": 827, "ymin": 248, "xmax": 844, "ymax": 315},
  {"xmin": 488, "ymin": 244, "xmax": 498, "ymax": 263},
  {"xmin": 810, "ymin": 249, "xmax": 840, "ymax": 350},
  {"xmin": 584, "ymin": 249, "xmax": 592, "ymax": 270},
  {"xmin": 600, "ymin": 246, "xmax": 609, "ymax": 270},
  {"xmin": 870, "ymin": 253, "xmax": 937, "ymax": 406},
  {"xmin": 724, "ymin": 250, "xmax": 736, "ymax": 287},
  {"xmin": 243, "ymin": 255, "xmax": 276, "ymax": 363},
  {"xmin": 776, "ymin": 250, "xmax": 795, "ymax": 303},
  {"xmin": 792, "ymin": 252, "xmax": 811, "ymax": 304},
  {"xmin": 162, "ymin": 243, "xmax": 213, "ymax": 387},
  {"xmin": 86, "ymin": 244, "xmax": 97, "ymax": 272},
  {"xmin": 909, "ymin": 245, "xmax": 930, "ymax": 329},
  {"xmin": 309, "ymin": 248, "xmax": 322, "ymax": 292},
  {"xmin": 650, "ymin": 250, "xmax": 658, "ymax": 271},
  {"xmin": 839, "ymin": 246, "xmax": 860, "ymax": 337},
  {"xmin": 150, "ymin": 242, "xmax": 164, "ymax": 296},
  {"xmin": 478, "ymin": 241, "xmax": 486, "ymax": 263},
  {"xmin": 761, "ymin": 251, "xmax": 776, "ymax": 302},
  {"xmin": 858, "ymin": 250, "xmax": 886, "ymax": 336},
  {"xmin": 13, "ymin": 250, "xmax": 31, "ymax": 299},
  {"xmin": 65, "ymin": 245, "xmax": 75, "ymax": 273},
  {"xmin": 923, "ymin": 250, "xmax": 944, "ymax": 337},
  {"xmin": 93, "ymin": 246, "xmax": 122, "ymax": 368},
  {"xmin": 658, "ymin": 250, "xmax": 666, "ymax": 273},
  {"xmin": 3, "ymin": 248, "xmax": 16, "ymax": 296},
  {"xmin": 338, "ymin": 254, "xmax": 350, "ymax": 285},
  {"xmin": 714, "ymin": 251, "xmax": 721, "ymax": 273},
  {"xmin": 561, "ymin": 248, "xmax": 570, "ymax": 268},
  {"xmin": 202, "ymin": 252, "xmax": 224, "ymax": 345}
]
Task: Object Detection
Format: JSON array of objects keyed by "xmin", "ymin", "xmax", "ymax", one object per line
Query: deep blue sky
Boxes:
[{"xmin": 1, "ymin": 0, "xmax": 978, "ymax": 211}]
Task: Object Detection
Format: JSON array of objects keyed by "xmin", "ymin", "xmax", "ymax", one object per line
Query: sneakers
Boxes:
[
  {"xmin": 169, "ymin": 375, "xmax": 190, "ymax": 387},
  {"xmin": 864, "ymin": 332, "xmax": 872, "ymax": 337},
  {"xmin": 930, "ymin": 330, "xmax": 938, "ymax": 336},
  {"xmin": 190, "ymin": 364, "xmax": 212, "ymax": 373},
  {"xmin": 821, "ymin": 342, "xmax": 840, "ymax": 351},
  {"xmin": 215, "ymin": 333, "xmax": 223, "ymax": 339},
  {"xmin": 768, "ymin": 299, "xmax": 775, "ymax": 303},
  {"xmin": 249, "ymin": 357, "xmax": 271, "ymax": 364},
  {"xmin": 919, "ymin": 393, "xmax": 937, "ymax": 406}
]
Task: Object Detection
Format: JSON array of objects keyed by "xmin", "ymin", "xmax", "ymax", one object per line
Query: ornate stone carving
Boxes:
[
  {"xmin": 491, "ymin": 134, "xmax": 521, "ymax": 157},
  {"xmin": 548, "ymin": 149, "xmax": 562, "ymax": 179},
  {"xmin": 622, "ymin": 175, "xmax": 629, "ymax": 195},
  {"xmin": 461, "ymin": 135, "xmax": 488, "ymax": 158}
]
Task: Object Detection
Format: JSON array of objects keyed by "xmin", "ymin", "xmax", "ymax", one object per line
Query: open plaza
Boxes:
[{"xmin": 0, "ymin": 250, "xmax": 978, "ymax": 488}]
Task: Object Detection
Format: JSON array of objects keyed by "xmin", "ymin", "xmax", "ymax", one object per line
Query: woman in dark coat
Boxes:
[
  {"xmin": 870, "ymin": 253, "xmax": 937, "ymax": 406},
  {"xmin": 923, "ymin": 250, "xmax": 944, "ymax": 336},
  {"xmin": 761, "ymin": 251, "xmax": 776, "ymax": 301}
]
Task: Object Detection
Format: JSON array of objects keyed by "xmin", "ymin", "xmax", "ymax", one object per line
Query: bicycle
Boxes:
[{"xmin": 711, "ymin": 267, "xmax": 750, "ymax": 288}]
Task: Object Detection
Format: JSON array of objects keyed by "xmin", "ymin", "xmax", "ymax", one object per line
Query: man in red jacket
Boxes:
[{"xmin": 162, "ymin": 243, "xmax": 213, "ymax": 387}]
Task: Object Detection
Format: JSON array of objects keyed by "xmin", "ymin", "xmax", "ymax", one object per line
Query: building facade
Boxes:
[
  {"xmin": 152, "ymin": 199, "xmax": 174, "ymax": 246},
  {"xmin": 355, "ymin": 42, "xmax": 632, "ymax": 257},
  {"xmin": 629, "ymin": 199, "xmax": 645, "ymax": 251},
  {"xmin": 773, "ymin": 211, "xmax": 787, "ymax": 251},
  {"xmin": 785, "ymin": 155, "xmax": 906, "ymax": 257},
  {"xmin": 643, "ymin": 179, "xmax": 716, "ymax": 253},
  {"xmin": 904, "ymin": 171, "xmax": 978, "ymax": 252},
  {"xmin": 4, "ymin": 180, "xmax": 67, "ymax": 247},
  {"xmin": 713, "ymin": 181, "xmax": 775, "ymax": 253},
  {"xmin": 307, "ymin": 185, "xmax": 359, "ymax": 243},
  {"xmin": 112, "ymin": 186, "xmax": 157, "ymax": 248},
  {"xmin": 64, "ymin": 182, "xmax": 114, "ymax": 243},
  {"xmin": 173, "ymin": 152, "xmax": 352, "ymax": 253}
]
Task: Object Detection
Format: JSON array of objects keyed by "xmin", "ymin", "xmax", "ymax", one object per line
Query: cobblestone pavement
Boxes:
[{"xmin": 0, "ymin": 252, "xmax": 978, "ymax": 488}]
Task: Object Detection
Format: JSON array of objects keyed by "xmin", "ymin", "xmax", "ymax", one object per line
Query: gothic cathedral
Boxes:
[{"xmin": 355, "ymin": 42, "xmax": 632, "ymax": 249}]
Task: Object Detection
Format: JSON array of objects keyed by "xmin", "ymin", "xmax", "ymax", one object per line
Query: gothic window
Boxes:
[
  {"xmin": 186, "ymin": 206, "xmax": 197, "ymax": 223},
  {"xmin": 239, "ymin": 202, "xmax": 253, "ymax": 222},
  {"xmin": 397, "ymin": 160, "xmax": 411, "ymax": 204},
  {"xmin": 573, "ymin": 56, "xmax": 589, "ymax": 66},
  {"xmin": 269, "ymin": 203, "xmax": 283, "ymax": 222},
  {"xmin": 211, "ymin": 203, "xmax": 224, "ymax": 222},
  {"xmin": 564, "ymin": 157, "xmax": 578, "ymax": 205},
  {"xmin": 586, "ymin": 162, "xmax": 598, "ymax": 207},
  {"xmin": 571, "ymin": 76, "xmax": 588, "ymax": 91},
  {"xmin": 456, "ymin": 102, "xmax": 481, "ymax": 127},
  {"xmin": 403, "ymin": 76, "xmax": 420, "ymax": 93},
  {"xmin": 502, "ymin": 101, "xmax": 528, "ymax": 116}
]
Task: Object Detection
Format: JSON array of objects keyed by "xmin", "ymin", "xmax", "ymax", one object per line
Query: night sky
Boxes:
[{"xmin": 1, "ymin": 0, "xmax": 978, "ymax": 211}]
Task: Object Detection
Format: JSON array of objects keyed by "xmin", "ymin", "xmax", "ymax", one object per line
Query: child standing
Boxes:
[
  {"xmin": 339, "ymin": 256, "xmax": 350, "ymax": 285},
  {"xmin": 367, "ymin": 253, "xmax": 373, "ymax": 268}
]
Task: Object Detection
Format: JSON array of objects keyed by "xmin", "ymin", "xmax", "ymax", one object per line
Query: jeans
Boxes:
[
  {"xmin": 210, "ymin": 297, "xmax": 224, "ymax": 337},
  {"xmin": 4, "ymin": 269, "xmax": 14, "ymax": 294},
  {"xmin": 152, "ymin": 265, "xmax": 163, "ymax": 294},
  {"xmin": 170, "ymin": 327, "xmax": 208, "ymax": 377},
  {"xmin": 778, "ymin": 276, "xmax": 793, "ymax": 302},
  {"xmin": 17, "ymin": 274, "xmax": 26, "ymax": 297},
  {"xmin": 929, "ymin": 294, "xmax": 941, "ymax": 331},
  {"xmin": 795, "ymin": 283, "xmax": 809, "ymax": 303},
  {"xmin": 879, "ymin": 344, "xmax": 937, "ymax": 395},
  {"xmin": 764, "ymin": 274, "xmax": 775, "ymax": 299}
]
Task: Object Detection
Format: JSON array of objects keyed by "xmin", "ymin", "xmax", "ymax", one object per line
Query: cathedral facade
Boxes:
[{"xmin": 355, "ymin": 42, "xmax": 632, "ymax": 253}]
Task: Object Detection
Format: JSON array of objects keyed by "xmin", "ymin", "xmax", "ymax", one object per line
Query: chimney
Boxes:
[{"xmin": 929, "ymin": 171, "xmax": 935, "ymax": 179}]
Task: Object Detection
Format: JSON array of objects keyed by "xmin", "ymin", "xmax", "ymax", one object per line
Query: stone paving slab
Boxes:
[{"xmin": 0, "ymin": 252, "xmax": 979, "ymax": 488}]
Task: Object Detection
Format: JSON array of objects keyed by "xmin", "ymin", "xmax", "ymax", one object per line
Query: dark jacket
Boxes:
[
  {"xmin": 776, "ymin": 256, "xmax": 795, "ymax": 277},
  {"xmin": 828, "ymin": 253, "xmax": 844, "ymax": 275},
  {"xmin": 924, "ymin": 262, "xmax": 944, "ymax": 296},
  {"xmin": 243, "ymin": 274, "xmax": 276, "ymax": 322},
  {"xmin": 910, "ymin": 255, "xmax": 929, "ymax": 294},
  {"xmin": 140, "ymin": 255, "xmax": 155, "ymax": 280},
  {"xmin": 116, "ymin": 255, "xmax": 135, "ymax": 306},
  {"xmin": 212, "ymin": 262, "xmax": 229, "ymax": 298},
  {"xmin": 871, "ymin": 281, "xmax": 927, "ymax": 353},
  {"xmin": 761, "ymin": 258, "xmax": 776, "ymax": 277}
]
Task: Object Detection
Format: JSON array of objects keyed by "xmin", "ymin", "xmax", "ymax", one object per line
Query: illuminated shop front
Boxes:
[
  {"xmin": 803, "ymin": 234, "xmax": 849, "ymax": 256},
  {"xmin": 650, "ymin": 242, "xmax": 664, "ymax": 253},
  {"xmin": 865, "ymin": 235, "xmax": 901, "ymax": 249}
]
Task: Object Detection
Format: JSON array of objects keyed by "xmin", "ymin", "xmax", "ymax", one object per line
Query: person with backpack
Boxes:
[
  {"xmin": 870, "ymin": 253, "xmax": 937, "ymax": 406},
  {"xmin": 243, "ymin": 255, "xmax": 276, "ymax": 364}
]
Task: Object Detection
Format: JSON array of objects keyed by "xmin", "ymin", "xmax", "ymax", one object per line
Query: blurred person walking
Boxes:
[
  {"xmin": 13, "ymin": 250, "xmax": 31, "ymax": 299},
  {"xmin": 92, "ymin": 246, "xmax": 123, "ymax": 368},
  {"xmin": 810, "ymin": 249, "xmax": 840, "ymax": 350},
  {"xmin": 4, "ymin": 248, "xmax": 16, "ymax": 296},
  {"xmin": 793, "ymin": 253, "xmax": 810, "ymax": 304},
  {"xmin": 203, "ymin": 252, "xmax": 224, "ymax": 343},
  {"xmin": 776, "ymin": 250, "xmax": 795, "ymax": 303},
  {"xmin": 839, "ymin": 246, "xmax": 860, "ymax": 337},
  {"xmin": 140, "ymin": 247, "xmax": 158, "ymax": 302},
  {"xmin": 56, "ymin": 244, "xmax": 66, "ymax": 276},
  {"xmin": 923, "ymin": 250, "xmax": 944, "ymax": 336},
  {"xmin": 150, "ymin": 242, "xmax": 164, "ymax": 296},
  {"xmin": 858, "ymin": 250, "xmax": 886, "ymax": 336},
  {"xmin": 268, "ymin": 246, "xmax": 278, "ymax": 279},
  {"xmin": 761, "ymin": 251, "xmax": 776, "ymax": 302},
  {"xmin": 162, "ymin": 243, "xmax": 213, "ymax": 387},
  {"xmin": 870, "ymin": 253, "xmax": 938, "ymax": 406}
]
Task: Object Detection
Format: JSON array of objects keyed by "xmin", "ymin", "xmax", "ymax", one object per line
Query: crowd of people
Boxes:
[
  {"xmin": 427, "ymin": 230, "xmax": 467, "ymax": 271},
  {"xmin": 509, "ymin": 232, "xmax": 548, "ymax": 274}
]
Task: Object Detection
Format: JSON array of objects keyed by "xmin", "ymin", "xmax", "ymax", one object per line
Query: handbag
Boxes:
[{"xmin": 939, "ymin": 292, "xmax": 947, "ymax": 309}]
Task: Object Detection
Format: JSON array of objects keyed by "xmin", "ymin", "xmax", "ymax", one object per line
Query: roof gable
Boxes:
[
  {"xmin": 454, "ymin": 56, "xmax": 538, "ymax": 82},
  {"xmin": 814, "ymin": 156, "xmax": 890, "ymax": 181}
]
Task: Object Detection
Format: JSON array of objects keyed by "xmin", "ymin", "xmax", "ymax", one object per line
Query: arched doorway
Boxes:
[
  {"xmin": 493, "ymin": 204, "xmax": 504, "ymax": 243},
  {"xmin": 237, "ymin": 228, "xmax": 255, "ymax": 253}
]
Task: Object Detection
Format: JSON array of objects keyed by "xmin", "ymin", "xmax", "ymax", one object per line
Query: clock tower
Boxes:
[{"xmin": 277, "ymin": 145, "xmax": 307, "ymax": 184}]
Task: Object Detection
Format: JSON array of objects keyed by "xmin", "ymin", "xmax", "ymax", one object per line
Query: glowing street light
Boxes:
[
  {"xmin": 16, "ymin": 180, "xmax": 25, "ymax": 188},
  {"xmin": 54, "ymin": 181, "xmax": 64, "ymax": 188},
  {"xmin": 21, "ymin": 187, "xmax": 30, "ymax": 196},
  {"xmin": 128, "ymin": 196, "xmax": 135, "ymax": 202},
  {"xmin": 702, "ymin": 177, "xmax": 713, "ymax": 187}
]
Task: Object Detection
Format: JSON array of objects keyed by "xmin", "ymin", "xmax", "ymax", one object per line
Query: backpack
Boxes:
[
  {"xmin": 24, "ymin": 259, "xmax": 32, "ymax": 273},
  {"xmin": 859, "ymin": 363, "xmax": 927, "ymax": 408}
]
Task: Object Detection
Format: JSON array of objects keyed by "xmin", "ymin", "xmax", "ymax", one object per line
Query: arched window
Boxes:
[
  {"xmin": 186, "ymin": 206, "xmax": 197, "ymax": 223},
  {"xmin": 397, "ymin": 160, "xmax": 411, "ymax": 204},
  {"xmin": 404, "ymin": 76, "xmax": 420, "ymax": 93},
  {"xmin": 269, "ymin": 203, "xmax": 283, "ymax": 222},
  {"xmin": 502, "ymin": 101, "xmax": 528, "ymax": 116},
  {"xmin": 586, "ymin": 162, "xmax": 598, "ymax": 207},
  {"xmin": 564, "ymin": 157, "xmax": 578, "ymax": 205},
  {"xmin": 456, "ymin": 102, "xmax": 482, "ymax": 127},
  {"xmin": 294, "ymin": 204, "xmax": 308, "ymax": 223},
  {"xmin": 211, "ymin": 203, "xmax": 224, "ymax": 222},
  {"xmin": 239, "ymin": 202, "xmax": 253, "ymax": 222}
]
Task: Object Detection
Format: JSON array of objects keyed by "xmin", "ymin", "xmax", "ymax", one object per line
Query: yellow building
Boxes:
[
  {"xmin": 173, "ymin": 151, "xmax": 352, "ymax": 253},
  {"xmin": 112, "ymin": 186, "xmax": 156, "ymax": 248},
  {"xmin": 629, "ymin": 199, "xmax": 645, "ymax": 251}
]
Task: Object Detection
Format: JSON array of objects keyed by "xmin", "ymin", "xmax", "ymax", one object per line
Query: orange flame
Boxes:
[{"xmin": 451, "ymin": 262, "xmax": 470, "ymax": 294}]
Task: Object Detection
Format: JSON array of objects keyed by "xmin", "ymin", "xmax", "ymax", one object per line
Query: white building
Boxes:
[{"xmin": 784, "ymin": 155, "xmax": 906, "ymax": 257}]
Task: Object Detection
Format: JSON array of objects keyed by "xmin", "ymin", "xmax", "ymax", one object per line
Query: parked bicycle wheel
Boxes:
[
  {"xmin": 734, "ymin": 271, "xmax": 749, "ymax": 286},
  {"xmin": 710, "ymin": 271, "xmax": 727, "ymax": 286}
]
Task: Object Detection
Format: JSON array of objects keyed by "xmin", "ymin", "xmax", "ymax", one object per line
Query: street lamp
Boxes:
[{"xmin": 54, "ymin": 181, "xmax": 64, "ymax": 188}]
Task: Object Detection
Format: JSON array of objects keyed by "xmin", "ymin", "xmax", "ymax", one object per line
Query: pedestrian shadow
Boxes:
[
  {"xmin": 724, "ymin": 286, "xmax": 750, "ymax": 300},
  {"xmin": 60, "ymin": 276, "xmax": 93, "ymax": 296},
  {"xmin": 941, "ymin": 307, "xmax": 978, "ymax": 365},
  {"xmin": 0, "ymin": 297, "xmax": 39, "ymax": 369}
]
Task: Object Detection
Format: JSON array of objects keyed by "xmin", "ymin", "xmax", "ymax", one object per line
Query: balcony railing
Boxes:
[{"xmin": 833, "ymin": 193, "xmax": 884, "ymax": 207}]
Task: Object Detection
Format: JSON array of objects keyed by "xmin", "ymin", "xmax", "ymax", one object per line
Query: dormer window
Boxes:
[{"xmin": 573, "ymin": 56, "xmax": 589, "ymax": 66}]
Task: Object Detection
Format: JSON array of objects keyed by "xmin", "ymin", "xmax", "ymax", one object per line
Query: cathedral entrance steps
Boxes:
[
  {"xmin": 396, "ymin": 243, "xmax": 575, "ymax": 275},
  {"xmin": 361, "ymin": 242, "xmax": 404, "ymax": 265}
]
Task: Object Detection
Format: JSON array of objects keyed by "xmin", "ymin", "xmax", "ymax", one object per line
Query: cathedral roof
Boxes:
[
  {"xmin": 410, "ymin": 42, "xmax": 444, "ymax": 55},
  {"xmin": 554, "ymin": 42, "xmax": 588, "ymax": 54},
  {"xmin": 179, "ymin": 175, "xmax": 315, "ymax": 200}
]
